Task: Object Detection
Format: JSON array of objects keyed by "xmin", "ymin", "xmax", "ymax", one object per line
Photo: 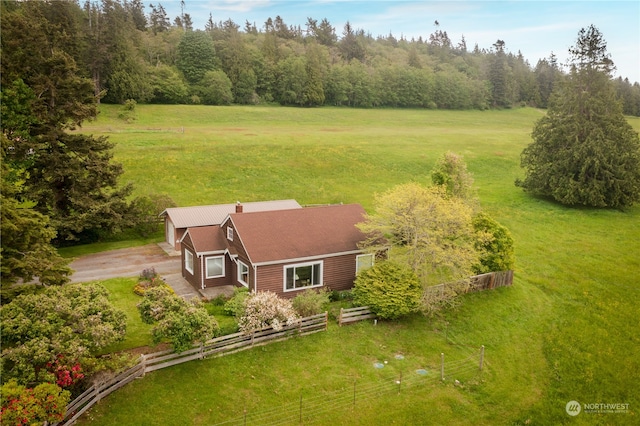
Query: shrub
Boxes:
[
  {"xmin": 292, "ymin": 289, "xmax": 330, "ymax": 317},
  {"xmin": 353, "ymin": 261, "xmax": 421, "ymax": 319},
  {"xmin": 140, "ymin": 267, "xmax": 157, "ymax": 281},
  {"xmin": 238, "ymin": 292, "xmax": 299, "ymax": 333},
  {"xmin": 328, "ymin": 289, "xmax": 353, "ymax": 302},
  {"xmin": 137, "ymin": 287, "xmax": 219, "ymax": 352},
  {"xmin": 472, "ymin": 212, "xmax": 515, "ymax": 274},
  {"xmin": 1, "ymin": 283, "xmax": 126, "ymax": 385},
  {"xmin": 0, "ymin": 380, "xmax": 70, "ymax": 425},
  {"xmin": 129, "ymin": 194, "xmax": 177, "ymax": 237},
  {"xmin": 223, "ymin": 287, "xmax": 249, "ymax": 317}
]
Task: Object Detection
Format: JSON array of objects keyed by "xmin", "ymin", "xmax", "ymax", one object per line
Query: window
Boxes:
[
  {"xmin": 227, "ymin": 226, "xmax": 234, "ymax": 241},
  {"xmin": 285, "ymin": 262, "xmax": 322, "ymax": 291},
  {"xmin": 356, "ymin": 254, "xmax": 374, "ymax": 275},
  {"xmin": 185, "ymin": 250, "xmax": 194, "ymax": 274},
  {"xmin": 206, "ymin": 256, "xmax": 225, "ymax": 278},
  {"xmin": 238, "ymin": 261, "xmax": 249, "ymax": 286}
]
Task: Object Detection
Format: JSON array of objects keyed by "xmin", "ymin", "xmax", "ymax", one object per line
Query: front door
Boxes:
[{"xmin": 166, "ymin": 220, "xmax": 175, "ymax": 247}]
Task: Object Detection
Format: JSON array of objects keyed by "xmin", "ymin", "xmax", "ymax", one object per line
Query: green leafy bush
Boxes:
[
  {"xmin": 472, "ymin": 212, "xmax": 515, "ymax": 274},
  {"xmin": 223, "ymin": 287, "xmax": 249, "ymax": 317},
  {"xmin": 292, "ymin": 289, "xmax": 330, "ymax": 317},
  {"xmin": 353, "ymin": 261, "xmax": 421, "ymax": 319},
  {"xmin": 137, "ymin": 287, "xmax": 218, "ymax": 353},
  {"xmin": 1, "ymin": 283, "xmax": 126, "ymax": 385}
]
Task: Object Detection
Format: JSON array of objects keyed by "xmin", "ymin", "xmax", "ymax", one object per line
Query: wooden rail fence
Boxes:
[
  {"xmin": 425, "ymin": 270, "xmax": 514, "ymax": 297},
  {"xmin": 338, "ymin": 306, "xmax": 376, "ymax": 326},
  {"xmin": 57, "ymin": 312, "xmax": 328, "ymax": 425},
  {"xmin": 469, "ymin": 270, "xmax": 514, "ymax": 291}
]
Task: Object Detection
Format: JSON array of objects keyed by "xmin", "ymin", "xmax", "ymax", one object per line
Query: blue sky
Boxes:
[{"xmin": 158, "ymin": 1, "xmax": 640, "ymax": 83}]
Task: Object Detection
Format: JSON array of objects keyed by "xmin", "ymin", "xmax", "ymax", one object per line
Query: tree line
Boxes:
[{"xmin": 2, "ymin": 0, "xmax": 639, "ymax": 114}]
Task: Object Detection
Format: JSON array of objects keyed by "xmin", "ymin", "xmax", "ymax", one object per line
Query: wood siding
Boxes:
[
  {"xmin": 180, "ymin": 233, "xmax": 200, "ymax": 289},
  {"xmin": 201, "ymin": 255, "xmax": 234, "ymax": 288},
  {"xmin": 256, "ymin": 253, "xmax": 359, "ymax": 298},
  {"xmin": 181, "ymin": 232, "xmax": 234, "ymax": 289}
]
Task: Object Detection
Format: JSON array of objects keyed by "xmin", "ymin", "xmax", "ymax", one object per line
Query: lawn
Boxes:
[{"xmin": 74, "ymin": 105, "xmax": 639, "ymax": 425}]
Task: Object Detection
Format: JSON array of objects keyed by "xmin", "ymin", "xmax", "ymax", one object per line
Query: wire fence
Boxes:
[{"xmin": 211, "ymin": 344, "xmax": 485, "ymax": 426}]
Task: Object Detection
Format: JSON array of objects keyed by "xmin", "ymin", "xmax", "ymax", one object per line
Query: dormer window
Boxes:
[{"xmin": 227, "ymin": 226, "xmax": 234, "ymax": 241}]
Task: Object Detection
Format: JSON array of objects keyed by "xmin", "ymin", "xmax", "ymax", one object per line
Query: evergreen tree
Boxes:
[
  {"xmin": 1, "ymin": 1, "xmax": 135, "ymax": 242},
  {"xmin": 176, "ymin": 30, "xmax": 218, "ymax": 84},
  {"xmin": 0, "ymin": 137, "xmax": 72, "ymax": 287},
  {"xmin": 488, "ymin": 40, "xmax": 514, "ymax": 107},
  {"xmin": 517, "ymin": 25, "xmax": 640, "ymax": 208}
]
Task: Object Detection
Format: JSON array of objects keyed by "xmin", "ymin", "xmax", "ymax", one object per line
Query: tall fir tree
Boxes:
[
  {"xmin": 517, "ymin": 25, "xmax": 640, "ymax": 208},
  {"xmin": 1, "ymin": 1, "xmax": 135, "ymax": 243}
]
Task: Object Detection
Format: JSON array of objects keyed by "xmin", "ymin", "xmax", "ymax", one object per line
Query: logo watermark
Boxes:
[
  {"xmin": 566, "ymin": 401, "xmax": 581, "ymax": 416},
  {"xmin": 566, "ymin": 400, "xmax": 630, "ymax": 416}
]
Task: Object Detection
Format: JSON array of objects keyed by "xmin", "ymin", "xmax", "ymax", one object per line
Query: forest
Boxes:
[{"xmin": 2, "ymin": 0, "xmax": 640, "ymax": 114}]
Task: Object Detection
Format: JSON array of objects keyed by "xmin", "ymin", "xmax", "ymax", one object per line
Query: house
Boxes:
[
  {"xmin": 160, "ymin": 200, "xmax": 301, "ymax": 251},
  {"xmin": 179, "ymin": 204, "xmax": 374, "ymax": 298}
]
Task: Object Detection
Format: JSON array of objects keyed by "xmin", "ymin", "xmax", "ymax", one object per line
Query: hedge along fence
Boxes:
[
  {"xmin": 56, "ymin": 312, "xmax": 328, "ymax": 425},
  {"xmin": 341, "ymin": 271, "xmax": 514, "ymax": 327}
]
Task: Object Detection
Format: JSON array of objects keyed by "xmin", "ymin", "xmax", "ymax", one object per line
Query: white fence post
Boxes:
[
  {"xmin": 479, "ymin": 345, "xmax": 485, "ymax": 371},
  {"xmin": 440, "ymin": 353, "xmax": 445, "ymax": 381}
]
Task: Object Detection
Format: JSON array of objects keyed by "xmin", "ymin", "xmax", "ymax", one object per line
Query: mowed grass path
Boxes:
[{"xmin": 76, "ymin": 106, "xmax": 639, "ymax": 425}]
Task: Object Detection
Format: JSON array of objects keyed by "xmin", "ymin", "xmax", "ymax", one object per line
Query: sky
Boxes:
[{"xmin": 158, "ymin": 1, "xmax": 640, "ymax": 83}]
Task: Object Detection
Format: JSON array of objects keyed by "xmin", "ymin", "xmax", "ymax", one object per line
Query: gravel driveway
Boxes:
[
  {"xmin": 69, "ymin": 244, "xmax": 231, "ymax": 300},
  {"xmin": 69, "ymin": 244, "xmax": 180, "ymax": 283}
]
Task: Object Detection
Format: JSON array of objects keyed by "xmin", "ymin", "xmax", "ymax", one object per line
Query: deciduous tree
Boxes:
[
  {"xmin": 357, "ymin": 183, "xmax": 478, "ymax": 285},
  {"xmin": 431, "ymin": 151, "xmax": 475, "ymax": 200}
]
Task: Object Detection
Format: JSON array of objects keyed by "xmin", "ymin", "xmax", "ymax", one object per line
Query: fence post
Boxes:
[
  {"xmin": 140, "ymin": 354, "xmax": 146, "ymax": 377},
  {"xmin": 339, "ymin": 308, "xmax": 344, "ymax": 326},
  {"xmin": 324, "ymin": 311, "xmax": 328, "ymax": 330},
  {"xmin": 299, "ymin": 393, "xmax": 303, "ymax": 423},
  {"xmin": 479, "ymin": 345, "xmax": 485, "ymax": 371},
  {"xmin": 440, "ymin": 353, "xmax": 445, "ymax": 381}
]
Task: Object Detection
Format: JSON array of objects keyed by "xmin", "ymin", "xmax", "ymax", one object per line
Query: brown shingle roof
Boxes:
[
  {"xmin": 184, "ymin": 226, "xmax": 227, "ymax": 254},
  {"xmin": 228, "ymin": 204, "xmax": 367, "ymax": 264},
  {"xmin": 161, "ymin": 200, "xmax": 301, "ymax": 228}
]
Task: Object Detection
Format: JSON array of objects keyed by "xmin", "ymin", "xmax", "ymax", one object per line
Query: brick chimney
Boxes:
[{"xmin": 235, "ymin": 202, "xmax": 243, "ymax": 213}]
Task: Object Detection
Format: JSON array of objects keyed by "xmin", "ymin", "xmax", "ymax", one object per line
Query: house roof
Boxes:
[
  {"xmin": 228, "ymin": 204, "xmax": 367, "ymax": 264},
  {"xmin": 161, "ymin": 200, "xmax": 301, "ymax": 228},
  {"xmin": 183, "ymin": 226, "xmax": 227, "ymax": 255}
]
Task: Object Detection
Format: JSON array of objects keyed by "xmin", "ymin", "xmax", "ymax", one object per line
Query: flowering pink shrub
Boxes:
[{"xmin": 238, "ymin": 292, "xmax": 300, "ymax": 333}]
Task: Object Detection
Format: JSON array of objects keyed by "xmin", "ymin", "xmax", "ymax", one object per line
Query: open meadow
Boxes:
[{"xmin": 74, "ymin": 105, "xmax": 639, "ymax": 425}]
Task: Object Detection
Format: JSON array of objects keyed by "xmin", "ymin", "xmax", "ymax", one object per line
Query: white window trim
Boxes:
[
  {"xmin": 356, "ymin": 253, "xmax": 374, "ymax": 275},
  {"xmin": 283, "ymin": 261, "xmax": 323, "ymax": 292},
  {"xmin": 205, "ymin": 256, "xmax": 225, "ymax": 279},
  {"xmin": 237, "ymin": 260, "xmax": 249, "ymax": 287},
  {"xmin": 185, "ymin": 250, "xmax": 194, "ymax": 275},
  {"xmin": 227, "ymin": 226, "xmax": 234, "ymax": 241}
]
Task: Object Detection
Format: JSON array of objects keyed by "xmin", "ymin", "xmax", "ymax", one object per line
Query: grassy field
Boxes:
[{"xmin": 74, "ymin": 105, "xmax": 639, "ymax": 425}]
